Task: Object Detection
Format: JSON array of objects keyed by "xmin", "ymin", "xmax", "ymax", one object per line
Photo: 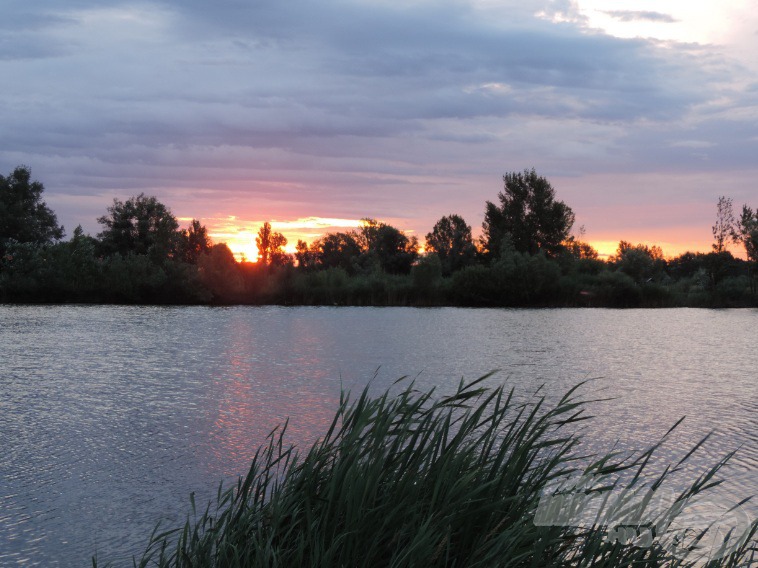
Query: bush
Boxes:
[
  {"xmin": 411, "ymin": 254, "xmax": 443, "ymax": 291},
  {"xmin": 574, "ymin": 257, "xmax": 606, "ymax": 276},
  {"xmin": 592, "ymin": 271, "xmax": 643, "ymax": 308},
  {"xmin": 451, "ymin": 265, "xmax": 502, "ymax": 306},
  {"xmin": 640, "ymin": 283, "xmax": 674, "ymax": 307},
  {"xmin": 714, "ymin": 276, "xmax": 752, "ymax": 306},
  {"xmin": 100, "ymin": 254, "xmax": 168, "ymax": 303}
]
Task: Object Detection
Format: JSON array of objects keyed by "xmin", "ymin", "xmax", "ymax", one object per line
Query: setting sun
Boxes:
[{"xmin": 205, "ymin": 216, "xmax": 366, "ymax": 262}]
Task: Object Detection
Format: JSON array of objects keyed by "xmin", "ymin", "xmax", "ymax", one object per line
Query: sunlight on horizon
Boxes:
[
  {"xmin": 207, "ymin": 216, "xmax": 366, "ymax": 262},
  {"xmin": 207, "ymin": 221, "xmax": 720, "ymax": 263}
]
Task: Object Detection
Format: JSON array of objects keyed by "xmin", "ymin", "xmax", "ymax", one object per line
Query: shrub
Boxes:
[{"xmin": 592, "ymin": 272, "xmax": 643, "ymax": 308}]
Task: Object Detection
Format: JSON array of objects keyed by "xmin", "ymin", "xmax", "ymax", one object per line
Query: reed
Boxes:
[{"xmin": 97, "ymin": 375, "xmax": 757, "ymax": 567}]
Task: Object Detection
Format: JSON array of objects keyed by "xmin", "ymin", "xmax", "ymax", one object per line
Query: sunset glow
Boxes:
[
  {"xmin": 587, "ymin": 239, "xmax": 708, "ymax": 261},
  {"xmin": 205, "ymin": 223, "xmax": 719, "ymax": 263},
  {"xmin": 3, "ymin": 0, "xmax": 757, "ymax": 257},
  {"xmin": 203, "ymin": 217, "xmax": 366, "ymax": 262}
]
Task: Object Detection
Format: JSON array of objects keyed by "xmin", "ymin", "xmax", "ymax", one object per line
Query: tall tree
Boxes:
[
  {"xmin": 256, "ymin": 222, "xmax": 288, "ymax": 266},
  {"xmin": 425, "ymin": 214, "xmax": 476, "ymax": 274},
  {"xmin": 0, "ymin": 166, "xmax": 64, "ymax": 254},
  {"xmin": 734, "ymin": 205, "xmax": 758, "ymax": 262},
  {"xmin": 97, "ymin": 194, "xmax": 180, "ymax": 260},
  {"xmin": 712, "ymin": 196, "xmax": 736, "ymax": 253},
  {"xmin": 482, "ymin": 169, "xmax": 574, "ymax": 259},
  {"xmin": 180, "ymin": 219, "xmax": 212, "ymax": 264}
]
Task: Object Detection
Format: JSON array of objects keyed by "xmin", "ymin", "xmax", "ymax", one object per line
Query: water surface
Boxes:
[{"xmin": 1, "ymin": 306, "xmax": 755, "ymax": 565}]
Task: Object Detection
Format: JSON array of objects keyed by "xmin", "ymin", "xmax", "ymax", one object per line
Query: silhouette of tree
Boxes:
[
  {"xmin": 97, "ymin": 194, "xmax": 180, "ymax": 260},
  {"xmin": 256, "ymin": 222, "xmax": 288, "ymax": 266},
  {"xmin": 295, "ymin": 239, "xmax": 318, "ymax": 270},
  {"xmin": 372, "ymin": 224, "xmax": 419, "ymax": 275},
  {"xmin": 701, "ymin": 251, "xmax": 737, "ymax": 288},
  {"xmin": 60, "ymin": 225, "xmax": 101, "ymax": 296},
  {"xmin": 0, "ymin": 165, "xmax": 64, "ymax": 254},
  {"xmin": 198, "ymin": 243, "xmax": 244, "ymax": 301},
  {"xmin": 564, "ymin": 225, "xmax": 599, "ymax": 260},
  {"xmin": 734, "ymin": 205, "xmax": 757, "ymax": 262},
  {"xmin": 712, "ymin": 196, "xmax": 736, "ymax": 253},
  {"xmin": 482, "ymin": 169, "xmax": 574, "ymax": 259},
  {"xmin": 350, "ymin": 218, "xmax": 419, "ymax": 274},
  {"xmin": 315, "ymin": 232, "xmax": 362, "ymax": 273},
  {"xmin": 615, "ymin": 240, "xmax": 664, "ymax": 261},
  {"xmin": 356, "ymin": 218, "xmax": 382, "ymax": 252},
  {"xmin": 181, "ymin": 219, "xmax": 211, "ymax": 264},
  {"xmin": 425, "ymin": 214, "xmax": 476, "ymax": 275},
  {"xmin": 565, "ymin": 240, "xmax": 599, "ymax": 260},
  {"xmin": 613, "ymin": 241, "xmax": 665, "ymax": 283},
  {"xmin": 411, "ymin": 253, "xmax": 442, "ymax": 291}
]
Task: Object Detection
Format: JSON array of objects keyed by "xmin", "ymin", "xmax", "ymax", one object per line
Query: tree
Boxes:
[
  {"xmin": 411, "ymin": 253, "xmax": 443, "ymax": 291},
  {"xmin": 372, "ymin": 224, "xmax": 419, "ymax": 275},
  {"xmin": 97, "ymin": 193, "xmax": 180, "ymax": 260},
  {"xmin": 315, "ymin": 232, "xmax": 362, "ymax": 273},
  {"xmin": 425, "ymin": 214, "xmax": 477, "ymax": 275},
  {"xmin": 59, "ymin": 225, "xmax": 101, "ymax": 297},
  {"xmin": 198, "ymin": 243, "xmax": 244, "ymax": 301},
  {"xmin": 613, "ymin": 241, "xmax": 666, "ymax": 283},
  {"xmin": 356, "ymin": 218, "xmax": 382, "ymax": 252},
  {"xmin": 255, "ymin": 222, "xmax": 288, "ymax": 266},
  {"xmin": 564, "ymin": 225, "xmax": 599, "ymax": 260},
  {"xmin": 712, "ymin": 196, "xmax": 736, "ymax": 253},
  {"xmin": 734, "ymin": 205, "xmax": 758, "ymax": 296},
  {"xmin": 350, "ymin": 218, "xmax": 419, "ymax": 274},
  {"xmin": 295, "ymin": 239, "xmax": 318, "ymax": 270},
  {"xmin": 615, "ymin": 240, "xmax": 664, "ymax": 262},
  {"xmin": 0, "ymin": 165, "xmax": 64, "ymax": 254},
  {"xmin": 482, "ymin": 169, "xmax": 574, "ymax": 259},
  {"xmin": 565, "ymin": 240, "xmax": 599, "ymax": 260},
  {"xmin": 734, "ymin": 205, "xmax": 758, "ymax": 262},
  {"xmin": 180, "ymin": 219, "xmax": 211, "ymax": 264}
]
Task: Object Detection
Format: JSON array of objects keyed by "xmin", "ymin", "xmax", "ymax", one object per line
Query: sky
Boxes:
[{"xmin": 2, "ymin": 0, "xmax": 757, "ymax": 260}]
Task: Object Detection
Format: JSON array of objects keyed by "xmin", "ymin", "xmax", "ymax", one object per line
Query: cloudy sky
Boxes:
[{"xmin": 2, "ymin": 0, "xmax": 757, "ymax": 259}]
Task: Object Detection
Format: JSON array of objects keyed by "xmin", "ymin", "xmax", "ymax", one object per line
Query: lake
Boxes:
[{"xmin": 1, "ymin": 305, "xmax": 756, "ymax": 566}]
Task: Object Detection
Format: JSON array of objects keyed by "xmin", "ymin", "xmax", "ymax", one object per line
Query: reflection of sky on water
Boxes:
[
  {"xmin": 205, "ymin": 312, "xmax": 340, "ymax": 478},
  {"xmin": 0, "ymin": 305, "xmax": 755, "ymax": 566}
]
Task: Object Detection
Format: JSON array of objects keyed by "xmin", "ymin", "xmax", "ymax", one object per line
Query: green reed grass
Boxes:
[{"xmin": 96, "ymin": 374, "xmax": 757, "ymax": 567}]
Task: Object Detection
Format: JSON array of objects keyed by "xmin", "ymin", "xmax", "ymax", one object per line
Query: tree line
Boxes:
[{"xmin": 1, "ymin": 165, "xmax": 756, "ymax": 307}]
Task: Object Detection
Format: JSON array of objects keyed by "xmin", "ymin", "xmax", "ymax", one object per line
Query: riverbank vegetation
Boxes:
[
  {"xmin": 2, "ymin": 166, "xmax": 756, "ymax": 307},
  {"xmin": 94, "ymin": 376, "xmax": 757, "ymax": 567}
]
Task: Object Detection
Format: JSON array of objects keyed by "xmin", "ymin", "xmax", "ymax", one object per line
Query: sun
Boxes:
[
  {"xmin": 204, "ymin": 216, "xmax": 365, "ymax": 263},
  {"xmin": 207, "ymin": 228, "xmax": 260, "ymax": 263},
  {"xmin": 229, "ymin": 232, "xmax": 263, "ymax": 263}
]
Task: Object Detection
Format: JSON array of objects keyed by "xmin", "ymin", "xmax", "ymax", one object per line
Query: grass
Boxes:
[{"xmin": 95, "ymin": 375, "xmax": 757, "ymax": 567}]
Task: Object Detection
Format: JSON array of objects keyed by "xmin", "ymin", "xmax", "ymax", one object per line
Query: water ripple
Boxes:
[{"xmin": 1, "ymin": 305, "xmax": 755, "ymax": 565}]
